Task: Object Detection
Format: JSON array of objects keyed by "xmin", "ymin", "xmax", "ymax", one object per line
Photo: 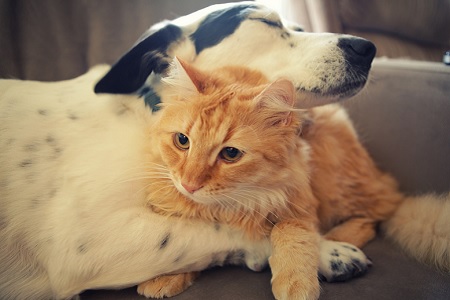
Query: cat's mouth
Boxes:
[{"xmin": 173, "ymin": 180, "xmax": 213, "ymax": 205}]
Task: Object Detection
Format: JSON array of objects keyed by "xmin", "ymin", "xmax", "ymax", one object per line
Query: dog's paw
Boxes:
[
  {"xmin": 244, "ymin": 239, "xmax": 271, "ymax": 272},
  {"xmin": 137, "ymin": 272, "xmax": 199, "ymax": 298},
  {"xmin": 318, "ymin": 240, "xmax": 372, "ymax": 282}
]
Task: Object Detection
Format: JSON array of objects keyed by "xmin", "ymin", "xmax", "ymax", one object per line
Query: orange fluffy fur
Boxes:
[{"xmin": 137, "ymin": 59, "xmax": 404, "ymax": 299}]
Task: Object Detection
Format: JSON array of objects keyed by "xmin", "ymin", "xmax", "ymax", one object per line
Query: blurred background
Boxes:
[{"xmin": 1, "ymin": 0, "xmax": 449, "ymax": 81}]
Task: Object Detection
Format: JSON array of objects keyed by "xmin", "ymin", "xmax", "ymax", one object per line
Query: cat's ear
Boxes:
[
  {"xmin": 255, "ymin": 79, "xmax": 296, "ymax": 126},
  {"xmin": 162, "ymin": 57, "xmax": 208, "ymax": 95}
]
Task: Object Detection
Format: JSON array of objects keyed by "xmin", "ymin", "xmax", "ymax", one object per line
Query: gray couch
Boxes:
[{"xmin": 1, "ymin": 1, "xmax": 449, "ymax": 299}]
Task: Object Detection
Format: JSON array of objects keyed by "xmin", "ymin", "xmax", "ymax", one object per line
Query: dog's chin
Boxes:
[
  {"xmin": 295, "ymin": 78, "xmax": 367, "ymax": 108},
  {"xmin": 330, "ymin": 80, "xmax": 368, "ymax": 99}
]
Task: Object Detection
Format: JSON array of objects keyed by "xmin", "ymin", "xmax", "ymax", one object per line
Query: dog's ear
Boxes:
[{"xmin": 94, "ymin": 23, "xmax": 183, "ymax": 94}]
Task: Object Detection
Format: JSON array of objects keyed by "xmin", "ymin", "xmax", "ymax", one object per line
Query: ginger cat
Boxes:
[{"xmin": 136, "ymin": 58, "xmax": 404, "ymax": 299}]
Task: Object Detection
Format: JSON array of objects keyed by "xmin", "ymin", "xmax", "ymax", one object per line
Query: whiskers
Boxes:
[
  {"xmin": 213, "ymin": 185, "xmax": 315, "ymax": 237},
  {"xmin": 215, "ymin": 187, "xmax": 283, "ymax": 237},
  {"xmin": 104, "ymin": 162, "xmax": 174, "ymax": 202}
]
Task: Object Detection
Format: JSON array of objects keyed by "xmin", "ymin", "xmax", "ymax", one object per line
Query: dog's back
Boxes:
[{"xmin": 0, "ymin": 66, "xmax": 154, "ymax": 299}]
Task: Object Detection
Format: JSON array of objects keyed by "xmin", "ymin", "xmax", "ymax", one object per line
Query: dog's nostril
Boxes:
[
  {"xmin": 338, "ymin": 37, "xmax": 377, "ymax": 65},
  {"xmin": 348, "ymin": 38, "xmax": 376, "ymax": 58}
]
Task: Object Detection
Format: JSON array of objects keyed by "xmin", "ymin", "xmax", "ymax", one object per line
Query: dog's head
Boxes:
[{"xmin": 95, "ymin": 1, "xmax": 376, "ymax": 108}]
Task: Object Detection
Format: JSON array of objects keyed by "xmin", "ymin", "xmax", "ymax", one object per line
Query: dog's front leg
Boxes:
[
  {"xmin": 48, "ymin": 209, "xmax": 271, "ymax": 299},
  {"xmin": 269, "ymin": 219, "xmax": 320, "ymax": 300}
]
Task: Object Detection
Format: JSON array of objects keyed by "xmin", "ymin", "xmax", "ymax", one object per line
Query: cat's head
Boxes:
[{"xmin": 153, "ymin": 58, "xmax": 310, "ymax": 212}]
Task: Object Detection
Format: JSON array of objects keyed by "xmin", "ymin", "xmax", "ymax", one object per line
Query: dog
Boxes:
[{"xmin": 0, "ymin": 2, "xmax": 380, "ymax": 299}]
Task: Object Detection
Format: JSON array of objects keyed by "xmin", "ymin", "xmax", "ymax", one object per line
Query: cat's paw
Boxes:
[
  {"xmin": 318, "ymin": 239, "xmax": 372, "ymax": 282},
  {"xmin": 137, "ymin": 272, "xmax": 199, "ymax": 298},
  {"xmin": 271, "ymin": 271, "xmax": 320, "ymax": 300}
]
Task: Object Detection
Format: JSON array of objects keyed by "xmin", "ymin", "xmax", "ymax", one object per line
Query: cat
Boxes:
[{"xmin": 134, "ymin": 57, "xmax": 404, "ymax": 299}]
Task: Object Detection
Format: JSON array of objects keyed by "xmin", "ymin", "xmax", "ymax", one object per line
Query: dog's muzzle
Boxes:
[
  {"xmin": 325, "ymin": 36, "xmax": 377, "ymax": 98},
  {"xmin": 338, "ymin": 37, "xmax": 377, "ymax": 74}
]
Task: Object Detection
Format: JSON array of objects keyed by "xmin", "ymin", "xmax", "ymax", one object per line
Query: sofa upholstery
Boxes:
[
  {"xmin": 1, "ymin": 1, "xmax": 449, "ymax": 299},
  {"xmin": 289, "ymin": 0, "xmax": 450, "ymax": 62},
  {"xmin": 0, "ymin": 0, "xmax": 240, "ymax": 81}
]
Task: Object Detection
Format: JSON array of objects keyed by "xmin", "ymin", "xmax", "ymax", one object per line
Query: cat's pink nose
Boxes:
[{"xmin": 181, "ymin": 182, "xmax": 203, "ymax": 194}]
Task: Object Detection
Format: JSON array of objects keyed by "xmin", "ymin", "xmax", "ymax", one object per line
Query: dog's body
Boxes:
[{"xmin": 1, "ymin": 2, "xmax": 447, "ymax": 300}]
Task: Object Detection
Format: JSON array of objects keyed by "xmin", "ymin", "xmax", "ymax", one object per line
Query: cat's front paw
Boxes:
[
  {"xmin": 137, "ymin": 272, "xmax": 199, "ymax": 298},
  {"xmin": 318, "ymin": 239, "xmax": 372, "ymax": 282},
  {"xmin": 271, "ymin": 271, "xmax": 320, "ymax": 300}
]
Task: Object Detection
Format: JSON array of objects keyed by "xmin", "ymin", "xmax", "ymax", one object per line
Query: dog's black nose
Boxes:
[{"xmin": 338, "ymin": 37, "xmax": 376, "ymax": 68}]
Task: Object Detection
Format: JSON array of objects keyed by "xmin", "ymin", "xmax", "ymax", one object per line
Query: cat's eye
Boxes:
[
  {"xmin": 220, "ymin": 147, "xmax": 243, "ymax": 163},
  {"xmin": 174, "ymin": 133, "xmax": 190, "ymax": 150}
]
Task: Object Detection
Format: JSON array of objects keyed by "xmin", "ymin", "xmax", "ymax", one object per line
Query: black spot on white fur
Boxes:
[
  {"xmin": 159, "ymin": 233, "xmax": 170, "ymax": 250},
  {"xmin": 19, "ymin": 159, "xmax": 33, "ymax": 168},
  {"xmin": 68, "ymin": 112, "xmax": 79, "ymax": 120},
  {"xmin": 38, "ymin": 109, "xmax": 48, "ymax": 116},
  {"xmin": 23, "ymin": 143, "xmax": 40, "ymax": 152},
  {"xmin": 319, "ymin": 240, "xmax": 372, "ymax": 283},
  {"xmin": 78, "ymin": 244, "xmax": 88, "ymax": 254},
  {"xmin": 280, "ymin": 31, "xmax": 290, "ymax": 39},
  {"xmin": 45, "ymin": 135, "xmax": 56, "ymax": 144},
  {"xmin": 45, "ymin": 135, "xmax": 63, "ymax": 160},
  {"xmin": 174, "ymin": 252, "xmax": 186, "ymax": 264}
]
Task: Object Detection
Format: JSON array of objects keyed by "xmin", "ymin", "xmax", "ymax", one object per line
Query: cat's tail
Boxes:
[{"xmin": 382, "ymin": 192, "xmax": 450, "ymax": 272}]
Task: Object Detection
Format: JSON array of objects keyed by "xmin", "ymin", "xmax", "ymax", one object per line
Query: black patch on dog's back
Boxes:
[
  {"xmin": 95, "ymin": 23, "xmax": 183, "ymax": 94},
  {"xmin": 191, "ymin": 4, "xmax": 257, "ymax": 54}
]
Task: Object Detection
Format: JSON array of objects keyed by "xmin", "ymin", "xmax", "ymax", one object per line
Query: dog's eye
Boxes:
[
  {"xmin": 220, "ymin": 147, "xmax": 243, "ymax": 163},
  {"xmin": 174, "ymin": 133, "xmax": 190, "ymax": 150}
]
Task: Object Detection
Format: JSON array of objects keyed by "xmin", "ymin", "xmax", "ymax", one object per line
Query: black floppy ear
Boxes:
[{"xmin": 94, "ymin": 23, "xmax": 183, "ymax": 94}]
